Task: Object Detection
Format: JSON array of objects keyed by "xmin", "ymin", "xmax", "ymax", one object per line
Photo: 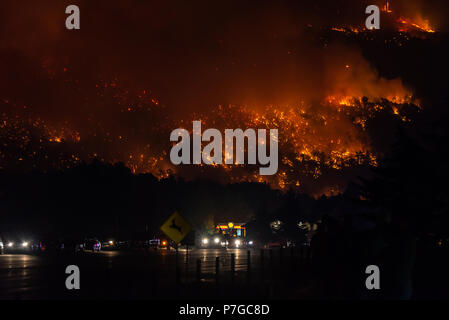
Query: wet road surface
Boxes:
[{"xmin": 0, "ymin": 248, "xmax": 309, "ymax": 299}]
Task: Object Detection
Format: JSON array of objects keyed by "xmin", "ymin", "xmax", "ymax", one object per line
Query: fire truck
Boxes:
[{"xmin": 198, "ymin": 222, "xmax": 254, "ymax": 248}]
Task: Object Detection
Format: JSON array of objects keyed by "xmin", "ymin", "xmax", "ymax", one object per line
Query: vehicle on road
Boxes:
[
  {"xmin": 148, "ymin": 238, "xmax": 173, "ymax": 249},
  {"xmin": 199, "ymin": 222, "xmax": 255, "ymax": 249},
  {"xmin": 0, "ymin": 237, "xmax": 3, "ymax": 254},
  {"xmin": 2, "ymin": 238, "xmax": 35, "ymax": 253},
  {"xmin": 101, "ymin": 239, "xmax": 116, "ymax": 250},
  {"xmin": 76, "ymin": 238, "xmax": 101, "ymax": 252}
]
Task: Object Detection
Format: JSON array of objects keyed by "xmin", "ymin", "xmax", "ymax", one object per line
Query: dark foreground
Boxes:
[
  {"xmin": 0, "ymin": 246, "xmax": 447, "ymax": 300},
  {"xmin": 0, "ymin": 248, "xmax": 315, "ymax": 300}
]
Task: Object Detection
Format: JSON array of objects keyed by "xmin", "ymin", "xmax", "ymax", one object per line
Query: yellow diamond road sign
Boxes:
[{"xmin": 160, "ymin": 211, "xmax": 192, "ymax": 244}]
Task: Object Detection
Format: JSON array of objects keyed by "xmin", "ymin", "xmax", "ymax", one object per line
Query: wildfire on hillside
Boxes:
[
  {"xmin": 0, "ymin": 0, "xmax": 433, "ymax": 196},
  {"xmin": 329, "ymin": 1, "xmax": 436, "ymax": 37},
  {"xmin": 0, "ymin": 59, "xmax": 420, "ymax": 196}
]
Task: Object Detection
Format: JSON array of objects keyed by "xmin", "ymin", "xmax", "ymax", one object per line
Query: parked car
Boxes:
[{"xmin": 77, "ymin": 238, "xmax": 101, "ymax": 252}]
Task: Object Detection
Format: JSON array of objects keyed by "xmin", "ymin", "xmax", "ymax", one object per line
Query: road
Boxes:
[{"xmin": 0, "ymin": 248, "xmax": 309, "ymax": 299}]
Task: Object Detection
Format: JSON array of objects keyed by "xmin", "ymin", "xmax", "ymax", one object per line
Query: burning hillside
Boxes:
[
  {"xmin": 0, "ymin": 0, "xmax": 439, "ymax": 196},
  {"xmin": 328, "ymin": 1, "xmax": 436, "ymax": 38},
  {"xmin": 382, "ymin": 1, "xmax": 435, "ymax": 34},
  {"xmin": 0, "ymin": 53, "xmax": 420, "ymax": 196}
]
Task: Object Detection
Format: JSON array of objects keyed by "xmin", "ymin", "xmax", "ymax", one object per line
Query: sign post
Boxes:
[
  {"xmin": 160, "ymin": 211, "xmax": 192, "ymax": 244},
  {"xmin": 160, "ymin": 211, "xmax": 192, "ymax": 287}
]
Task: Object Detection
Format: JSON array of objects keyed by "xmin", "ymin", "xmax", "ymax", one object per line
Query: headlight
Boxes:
[
  {"xmin": 7, "ymin": 242, "xmax": 14, "ymax": 247},
  {"xmin": 249, "ymin": 241, "xmax": 254, "ymax": 245},
  {"xmin": 214, "ymin": 238, "xmax": 219, "ymax": 244},
  {"xmin": 202, "ymin": 238, "xmax": 208, "ymax": 245},
  {"xmin": 0, "ymin": 242, "xmax": 3, "ymax": 248},
  {"xmin": 235, "ymin": 240, "xmax": 241, "ymax": 246},
  {"xmin": 108, "ymin": 240, "xmax": 114, "ymax": 245},
  {"xmin": 22, "ymin": 242, "xmax": 29, "ymax": 247}
]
